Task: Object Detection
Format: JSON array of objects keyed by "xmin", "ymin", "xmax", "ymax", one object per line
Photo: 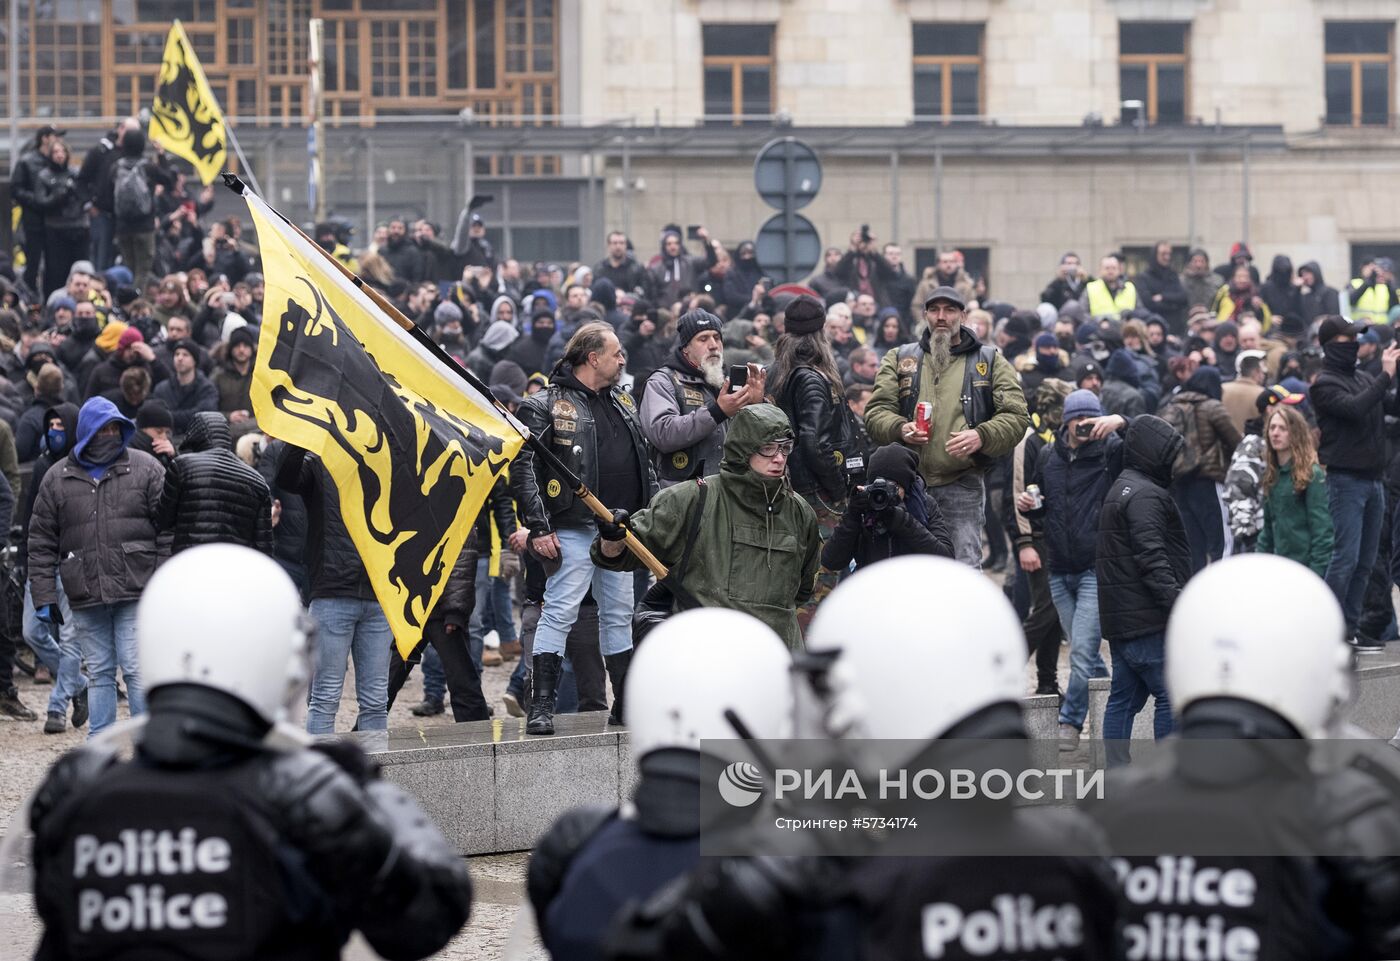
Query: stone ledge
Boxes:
[{"xmin": 369, "ymin": 650, "xmax": 1400, "ymax": 855}]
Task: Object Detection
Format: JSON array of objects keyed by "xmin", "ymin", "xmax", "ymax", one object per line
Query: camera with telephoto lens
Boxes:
[{"xmin": 864, "ymin": 478, "xmax": 901, "ymax": 513}]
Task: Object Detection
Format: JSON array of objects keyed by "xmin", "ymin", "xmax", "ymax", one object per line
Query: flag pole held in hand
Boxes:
[{"xmin": 221, "ymin": 174, "xmax": 669, "ymax": 581}]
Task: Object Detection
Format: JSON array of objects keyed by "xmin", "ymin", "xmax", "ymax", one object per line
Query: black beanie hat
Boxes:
[
  {"xmin": 675, "ymin": 309, "xmax": 722, "ymax": 347},
  {"xmin": 784, "ymin": 294, "xmax": 826, "ymax": 335},
  {"xmin": 866, "ymin": 443, "xmax": 920, "ymax": 491},
  {"xmin": 136, "ymin": 399, "xmax": 174, "ymax": 431}
]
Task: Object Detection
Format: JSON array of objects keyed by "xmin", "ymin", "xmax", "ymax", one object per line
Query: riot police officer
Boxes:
[
  {"xmin": 1090, "ymin": 553, "xmax": 1400, "ymax": 961},
  {"xmin": 527, "ymin": 608, "xmax": 794, "ymax": 961},
  {"xmin": 27, "ymin": 544, "xmax": 474, "ymax": 960},
  {"xmin": 607, "ymin": 556, "xmax": 1122, "ymax": 961}
]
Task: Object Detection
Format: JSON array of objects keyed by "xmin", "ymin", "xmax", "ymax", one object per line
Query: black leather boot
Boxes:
[
  {"xmin": 604, "ymin": 649, "xmax": 633, "ymax": 726},
  {"xmin": 526, "ymin": 653, "xmax": 563, "ymax": 735}
]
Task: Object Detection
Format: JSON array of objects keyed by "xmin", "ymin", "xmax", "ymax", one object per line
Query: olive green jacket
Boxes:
[
  {"xmin": 864, "ymin": 327, "xmax": 1029, "ymax": 488},
  {"xmin": 591, "ymin": 404, "xmax": 819, "ymax": 649}
]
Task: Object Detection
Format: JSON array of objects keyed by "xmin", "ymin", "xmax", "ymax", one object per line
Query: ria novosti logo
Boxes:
[{"xmin": 717, "ymin": 761, "xmax": 765, "ymax": 807}]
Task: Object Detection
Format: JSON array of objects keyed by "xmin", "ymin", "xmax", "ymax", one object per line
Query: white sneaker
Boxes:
[{"xmin": 483, "ymin": 629, "xmax": 501, "ymax": 650}]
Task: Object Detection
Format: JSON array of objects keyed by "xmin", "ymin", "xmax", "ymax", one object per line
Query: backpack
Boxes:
[
  {"xmin": 1158, "ymin": 397, "xmax": 1203, "ymax": 479},
  {"xmin": 113, "ymin": 157, "xmax": 153, "ymax": 221}
]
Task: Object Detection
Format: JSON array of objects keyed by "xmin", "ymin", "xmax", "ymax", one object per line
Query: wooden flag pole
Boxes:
[{"xmin": 222, "ymin": 174, "xmax": 670, "ymax": 581}]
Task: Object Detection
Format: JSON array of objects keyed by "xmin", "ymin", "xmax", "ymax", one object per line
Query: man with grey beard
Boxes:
[
  {"xmin": 640, "ymin": 309, "xmax": 766, "ymax": 488},
  {"xmin": 865, "ymin": 287, "xmax": 1029, "ymax": 567}
]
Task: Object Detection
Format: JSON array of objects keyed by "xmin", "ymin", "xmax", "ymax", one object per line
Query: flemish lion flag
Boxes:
[
  {"xmin": 241, "ymin": 188, "xmax": 525, "ymax": 657},
  {"xmin": 148, "ymin": 21, "xmax": 227, "ymax": 185}
]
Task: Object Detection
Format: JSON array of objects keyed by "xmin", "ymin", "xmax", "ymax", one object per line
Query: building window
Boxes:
[
  {"xmin": 702, "ymin": 24, "xmax": 774, "ymax": 124},
  {"xmin": 1121, "ymin": 244, "xmax": 1191, "ymax": 278},
  {"xmin": 1119, "ymin": 23, "xmax": 1188, "ymax": 124},
  {"xmin": 912, "ymin": 23, "xmax": 983, "ymax": 121},
  {"xmin": 1351, "ymin": 243, "xmax": 1400, "ymax": 280},
  {"xmin": 1325, "ymin": 22, "xmax": 1392, "ymax": 126}
]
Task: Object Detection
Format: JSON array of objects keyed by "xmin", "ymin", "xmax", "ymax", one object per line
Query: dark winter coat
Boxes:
[
  {"xmin": 1029, "ymin": 430, "xmax": 1125, "ymax": 575},
  {"xmin": 257, "ymin": 438, "xmax": 308, "ymax": 574},
  {"xmin": 1298, "ymin": 261, "xmax": 1340, "ymax": 322},
  {"xmin": 152, "ymin": 370, "xmax": 220, "ymax": 434},
  {"xmin": 34, "ymin": 161, "xmax": 87, "ymax": 232},
  {"xmin": 19, "ymin": 403, "xmax": 77, "ymax": 551},
  {"xmin": 1132, "ymin": 262, "xmax": 1188, "ymax": 331},
  {"xmin": 27, "ymin": 399, "xmax": 165, "ymax": 610},
  {"xmin": 1260, "ymin": 256, "xmax": 1304, "ymax": 320},
  {"xmin": 1311, "ymin": 353, "xmax": 1398, "ymax": 478},
  {"xmin": 776, "ymin": 365, "xmax": 855, "ymax": 502},
  {"xmin": 820, "ymin": 488, "xmax": 953, "ymax": 570},
  {"xmin": 276, "ymin": 445, "xmax": 375, "ymax": 601},
  {"xmin": 380, "ymin": 236, "xmax": 426, "ymax": 284},
  {"xmin": 1095, "ymin": 415, "xmax": 1191, "ymax": 641},
  {"xmin": 592, "ymin": 256, "xmax": 649, "ymax": 296},
  {"xmin": 155, "ymin": 412, "xmax": 273, "ymax": 555}
]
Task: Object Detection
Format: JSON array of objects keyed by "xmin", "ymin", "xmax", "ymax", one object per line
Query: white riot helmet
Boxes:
[
  {"xmin": 137, "ymin": 544, "xmax": 312, "ymax": 725},
  {"xmin": 806, "ymin": 556, "xmax": 1026, "ymax": 743},
  {"xmin": 626, "ymin": 609, "xmax": 793, "ymax": 759},
  {"xmin": 1167, "ymin": 554, "xmax": 1350, "ymax": 739}
]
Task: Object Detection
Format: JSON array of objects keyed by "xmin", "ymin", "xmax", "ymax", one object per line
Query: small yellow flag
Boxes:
[
  {"xmin": 148, "ymin": 21, "xmax": 227, "ymax": 185},
  {"xmin": 240, "ymin": 187, "xmax": 525, "ymax": 658}
]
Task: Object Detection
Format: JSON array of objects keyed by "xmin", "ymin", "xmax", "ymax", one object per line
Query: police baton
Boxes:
[{"xmin": 224, "ymin": 174, "xmax": 671, "ymax": 581}]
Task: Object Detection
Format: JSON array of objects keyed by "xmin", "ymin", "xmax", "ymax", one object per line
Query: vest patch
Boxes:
[
  {"xmin": 546, "ymin": 479, "xmax": 562, "ymax": 498},
  {"xmin": 671, "ymin": 452, "xmax": 689, "ymax": 471}
]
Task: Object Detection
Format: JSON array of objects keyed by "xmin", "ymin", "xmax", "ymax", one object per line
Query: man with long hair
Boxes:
[{"xmin": 864, "ymin": 286, "xmax": 1029, "ymax": 567}]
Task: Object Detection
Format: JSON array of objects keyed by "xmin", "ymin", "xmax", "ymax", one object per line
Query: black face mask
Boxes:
[
  {"xmin": 532, "ymin": 325, "xmax": 554, "ymax": 343},
  {"xmin": 82, "ymin": 432, "xmax": 124, "ymax": 465},
  {"xmin": 1323, "ymin": 340, "xmax": 1359, "ymax": 369}
]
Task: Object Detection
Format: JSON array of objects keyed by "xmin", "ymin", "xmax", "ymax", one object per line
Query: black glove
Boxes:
[{"xmin": 598, "ymin": 509, "xmax": 631, "ymax": 541}]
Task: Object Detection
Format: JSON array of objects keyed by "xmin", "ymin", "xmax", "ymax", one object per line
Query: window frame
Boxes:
[
  {"xmin": 1324, "ymin": 21, "xmax": 1394, "ymax": 128},
  {"xmin": 911, "ymin": 23, "xmax": 984, "ymax": 122},
  {"xmin": 1118, "ymin": 22, "xmax": 1190, "ymax": 125},
  {"xmin": 700, "ymin": 23, "xmax": 776, "ymax": 125}
]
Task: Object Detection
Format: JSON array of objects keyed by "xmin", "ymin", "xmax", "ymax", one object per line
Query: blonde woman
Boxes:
[{"xmin": 1257, "ymin": 404, "xmax": 1332, "ymax": 576}]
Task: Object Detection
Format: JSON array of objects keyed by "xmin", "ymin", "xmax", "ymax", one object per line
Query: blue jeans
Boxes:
[
  {"xmin": 533, "ymin": 527, "xmax": 634, "ymax": 657},
  {"xmin": 930, "ymin": 472, "xmax": 986, "ymax": 569},
  {"xmin": 307, "ymin": 597, "xmax": 391, "ymax": 734},
  {"xmin": 422, "ymin": 645, "xmax": 446, "ymax": 703},
  {"xmin": 469, "ymin": 557, "xmax": 517, "ymax": 646},
  {"xmin": 1049, "ymin": 570, "xmax": 1105, "ymax": 730},
  {"xmin": 24, "ymin": 579, "xmax": 85, "ymax": 716},
  {"xmin": 1102, "ymin": 632, "xmax": 1174, "ymax": 767},
  {"xmin": 89, "ymin": 210, "xmax": 116, "ymax": 270},
  {"xmin": 1326, "ymin": 472, "xmax": 1385, "ymax": 634},
  {"xmin": 1173, "ymin": 476, "xmax": 1227, "ymax": 574},
  {"xmin": 71, "ymin": 602, "xmax": 143, "ymax": 737}
]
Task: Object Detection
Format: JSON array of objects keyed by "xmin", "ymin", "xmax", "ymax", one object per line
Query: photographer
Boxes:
[{"xmin": 821, "ymin": 444, "xmax": 953, "ymax": 571}]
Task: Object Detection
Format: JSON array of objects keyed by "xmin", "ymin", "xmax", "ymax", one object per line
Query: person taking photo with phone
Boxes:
[
  {"xmin": 1016, "ymin": 389, "xmax": 1128, "ymax": 750},
  {"xmin": 638, "ymin": 309, "xmax": 765, "ymax": 490}
]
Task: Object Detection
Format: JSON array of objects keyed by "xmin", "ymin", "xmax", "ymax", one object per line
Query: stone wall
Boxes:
[
  {"xmin": 599, "ymin": 146, "xmax": 1400, "ymax": 307},
  {"xmin": 576, "ymin": 0, "xmax": 1400, "ymax": 132}
]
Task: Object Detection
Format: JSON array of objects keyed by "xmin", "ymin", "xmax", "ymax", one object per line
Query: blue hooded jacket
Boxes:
[{"xmin": 72, "ymin": 396, "xmax": 136, "ymax": 480}]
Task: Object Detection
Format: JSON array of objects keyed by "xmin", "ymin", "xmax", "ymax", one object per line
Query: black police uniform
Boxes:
[
  {"xmin": 606, "ymin": 704, "xmax": 1122, "ymax": 961},
  {"xmin": 29, "ymin": 685, "xmax": 474, "ymax": 960},
  {"xmin": 528, "ymin": 750, "xmax": 704, "ymax": 961},
  {"xmin": 1091, "ymin": 701, "xmax": 1400, "ymax": 961}
]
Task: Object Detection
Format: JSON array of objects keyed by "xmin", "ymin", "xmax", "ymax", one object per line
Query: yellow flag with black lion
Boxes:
[
  {"xmin": 238, "ymin": 186, "xmax": 525, "ymax": 658},
  {"xmin": 148, "ymin": 20, "xmax": 227, "ymax": 185}
]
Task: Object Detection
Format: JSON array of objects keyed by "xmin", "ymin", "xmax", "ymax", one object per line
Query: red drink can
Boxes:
[{"xmin": 915, "ymin": 401, "xmax": 933, "ymax": 434}]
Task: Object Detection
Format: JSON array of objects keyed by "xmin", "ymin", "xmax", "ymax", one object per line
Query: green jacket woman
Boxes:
[
  {"xmin": 592, "ymin": 403, "xmax": 820, "ymax": 648},
  {"xmin": 1257, "ymin": 461, "xmax": 1333, "ymax": 577}
]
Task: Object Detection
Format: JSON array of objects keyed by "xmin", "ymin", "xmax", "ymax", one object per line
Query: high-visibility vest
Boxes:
[
  {"xmin": 1350, "ymin": 278, "xmax": 1392, "ymax": 324},
  {"xmin": 1085, "ymin": 278, "xmax": 1138, "ymax": 318}
]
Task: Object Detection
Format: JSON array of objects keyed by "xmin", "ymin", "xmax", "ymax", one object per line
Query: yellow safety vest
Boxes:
[
  {"xmin": 1085, "ymin": 279, "xmax": 1137, "ymax": 318},
  {"xmin": 1350, "ymin": 279, "xmax": 1392, "ymax": 324}
]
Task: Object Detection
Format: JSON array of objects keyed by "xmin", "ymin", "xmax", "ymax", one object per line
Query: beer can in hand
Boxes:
[
  {"xmin": 914, "ymin": 401, "xmax": 933, "ymax": 435},
  {"xmin": 1025, "ymin": 484, "xmax": 1043, "ymax": 510}
]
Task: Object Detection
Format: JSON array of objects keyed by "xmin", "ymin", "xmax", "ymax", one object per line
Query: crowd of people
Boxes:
[{"xmin": 4, "ymin": 116, "xmax": 1400, "ymax": 757}]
